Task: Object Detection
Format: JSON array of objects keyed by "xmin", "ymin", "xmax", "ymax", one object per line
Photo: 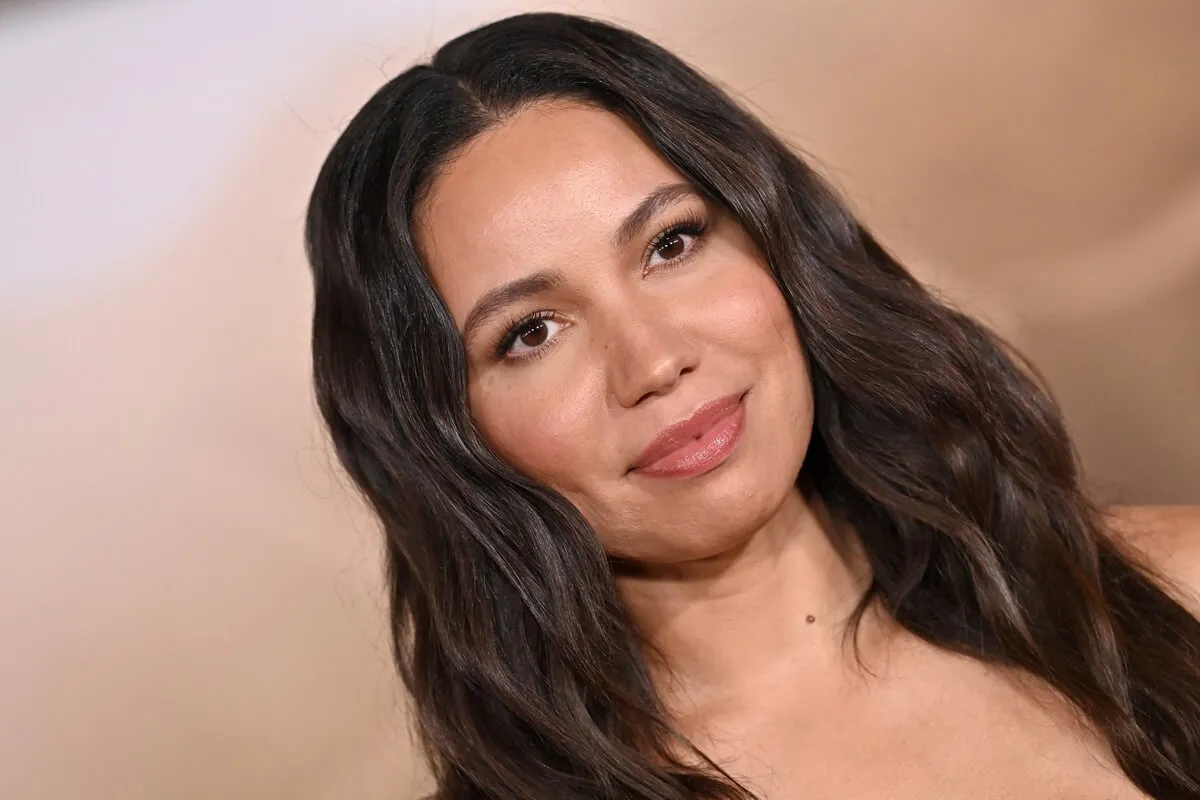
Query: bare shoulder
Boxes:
[{"xmin": 1104, "ymin": 505, "xmax": 1200, "ymax": 611}]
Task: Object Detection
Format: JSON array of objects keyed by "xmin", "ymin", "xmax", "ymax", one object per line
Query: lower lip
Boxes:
[{"xmin": 634, "ymin": 397, "xmax": 747, "ymax": 479}]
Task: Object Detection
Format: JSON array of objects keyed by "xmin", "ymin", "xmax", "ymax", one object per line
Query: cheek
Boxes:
[
  {"xmin": 705, "ymin": 263, "xmax": 813, "ymax": 439},
  {"xmin": 702, "ymin": 261, "xmax": 801, "ymax": 356},
  {"xmin": 469, "ymin": 377, "xmax": 601, "ymax": 491}
]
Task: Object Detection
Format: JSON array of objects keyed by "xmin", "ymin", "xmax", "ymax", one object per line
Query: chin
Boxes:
[
  {"xmin": 612, "ymin": 457, "xmax": 800, "ymax": 566},
  {"xmin": 604, "ymin": 391, "xmax": 812, "ymax": 565}
]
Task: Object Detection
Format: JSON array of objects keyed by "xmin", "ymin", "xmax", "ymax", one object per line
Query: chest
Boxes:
[
  {"xmin": 726, "ymin": 715, "xmax": 1145, "ymax": 800},
  {"xmin": 686, "ymin": 655, "xmax": 1146, "ymax": 800}
]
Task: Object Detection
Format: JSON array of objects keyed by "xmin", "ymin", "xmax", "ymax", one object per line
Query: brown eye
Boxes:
[
  {"xmin": 499, "ymin": 314, "xmax": 566, "ymax": 359},
  {"xmin": 517, "ymin": 320, "xmax": 549, "ymax": 348},
  {"xmin": 655, "ymin": 233, "xmax": 688, "ymax": 261},
  {"xmin": 646, "ymin": 220, "xmax": 705, "ymax": 269}
]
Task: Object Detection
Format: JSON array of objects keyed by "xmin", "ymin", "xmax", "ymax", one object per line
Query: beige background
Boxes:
[{"xmin": 1, "ymin": 0, "xmax": 1198, "ymax": 797}]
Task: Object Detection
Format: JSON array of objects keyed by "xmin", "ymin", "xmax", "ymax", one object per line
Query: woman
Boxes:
[{"xmin": 304, "ymin": 12, "xmax": 1200, "ymax": 799}]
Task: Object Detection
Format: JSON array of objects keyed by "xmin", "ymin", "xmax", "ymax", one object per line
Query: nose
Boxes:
[{"xmin": 605, "ymin": 302, "xmax": 700, "ymax": 408}]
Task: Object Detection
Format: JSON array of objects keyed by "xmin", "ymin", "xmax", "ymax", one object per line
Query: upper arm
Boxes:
[{"xmin": 1105, "ymin": 505, "xmax": 1200, "ymax": 614}]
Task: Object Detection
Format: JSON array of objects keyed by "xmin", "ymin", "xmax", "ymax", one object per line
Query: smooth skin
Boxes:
[{"xmin": 417, "ymin": 101, "xmax": 1200, "ymax": 799}]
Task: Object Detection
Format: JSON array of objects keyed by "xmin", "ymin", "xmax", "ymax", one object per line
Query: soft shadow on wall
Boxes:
[{"xmin": 1, "ymin": 1, "xmax": 1198, "ymax": 799}]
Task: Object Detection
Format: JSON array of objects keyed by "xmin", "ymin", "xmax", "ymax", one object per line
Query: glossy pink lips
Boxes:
[{"xmin": 632, "ymin": 392, "xmax": 747, "ymax": 478}]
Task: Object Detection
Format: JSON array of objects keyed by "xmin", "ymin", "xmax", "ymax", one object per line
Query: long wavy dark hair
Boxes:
[{"xmin": 305, "ymin": 12, "xmax": 1200, "ymax": 799}]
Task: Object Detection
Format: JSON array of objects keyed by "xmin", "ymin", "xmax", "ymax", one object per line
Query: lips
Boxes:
[{"xmin": 631, "ymin": 391, "xmax": 747, "ymax": 478}]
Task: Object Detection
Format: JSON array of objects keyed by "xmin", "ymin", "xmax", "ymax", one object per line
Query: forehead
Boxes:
[{"xmin": 417, "ymin": 103, "xmax": 686, "ymax": 322}]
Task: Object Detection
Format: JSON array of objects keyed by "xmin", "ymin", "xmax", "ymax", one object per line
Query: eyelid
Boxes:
[
  {"xmin": 493, "ymin": 310, "xmax": 565, "ymax": 360},
  {"xmin": 642, "ymin": 210, "xmax": 709, "ymax": 269}
]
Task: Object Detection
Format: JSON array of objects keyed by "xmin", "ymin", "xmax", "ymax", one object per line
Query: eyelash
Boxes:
[
  {"xmin": 493, "ymin": 212, "xmax": 710, "ymax": 361},
  {"xmin": 495, "ymin": 310, "xmax": 560, "ymax": 360},
  {"xmin": 644, "ymin": 212, "xmax": 709, "ymax": 272}
]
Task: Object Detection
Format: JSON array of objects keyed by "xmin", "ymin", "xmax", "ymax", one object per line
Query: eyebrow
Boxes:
[
  {"xmin": 460, "ymin": 182, "xmax": 701, "ymax": 345},
  {"xmin": 462, "ymin": 270, "xmax": 564, "ymax": 345},
  {"xmin": 612, "ymin": 182, "xmax": 701, "ymax": 251}
]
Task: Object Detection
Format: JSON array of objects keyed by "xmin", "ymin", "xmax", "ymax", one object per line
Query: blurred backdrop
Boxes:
[{"xmin": 1, "ymin": 0, "xmax": 1198, "ymax": 797}]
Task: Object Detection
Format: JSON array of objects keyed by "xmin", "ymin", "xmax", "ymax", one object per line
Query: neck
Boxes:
[{"xmin": 615, "ymin": 485, "xmax": 883, "ymax": 720}]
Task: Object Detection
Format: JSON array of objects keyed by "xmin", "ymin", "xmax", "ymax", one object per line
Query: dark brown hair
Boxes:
[{"xmin": 305, "ymin": 12, "xmax": 1200, "ymax": 799}]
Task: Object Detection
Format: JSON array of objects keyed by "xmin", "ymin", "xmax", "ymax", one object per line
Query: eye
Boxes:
[
  {"xmin": 646, "ymin": 218, "xmax": 707, "ymax": 270},
  {"xmin": 498, "ymin": 312, "xmax": 567, "ymax": 359}
]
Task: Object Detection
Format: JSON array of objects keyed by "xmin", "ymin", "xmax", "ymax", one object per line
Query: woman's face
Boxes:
[{"xmin": 419, "ymin": 102, "xmax": 813, "ymax": 565}]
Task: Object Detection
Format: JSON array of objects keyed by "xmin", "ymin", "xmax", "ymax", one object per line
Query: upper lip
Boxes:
[{"xmin": 631, "ymin": 392, "xmax": 745, "ymax": 470}]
